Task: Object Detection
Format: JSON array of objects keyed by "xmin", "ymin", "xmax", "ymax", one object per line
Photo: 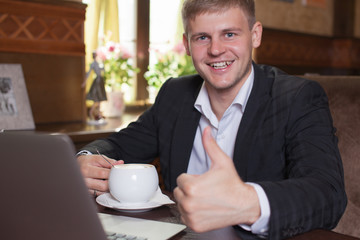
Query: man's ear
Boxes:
[
  {"xmin": 251, "ymin": 21, "xmax": 263, "ymax": 49},
  {"xmin": 183, "ymin": 33, "xmax": 191, "ymax": 56}
]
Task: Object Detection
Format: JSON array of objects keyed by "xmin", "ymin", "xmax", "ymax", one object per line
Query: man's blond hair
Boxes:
[{"xmin": 182, "ymin": 0, "xmax": 256, "ymax": 34}]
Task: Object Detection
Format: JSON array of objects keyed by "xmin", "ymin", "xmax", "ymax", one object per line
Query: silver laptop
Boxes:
[{"xmin": 0, "ymin": 131, "xmax": 185, "ymax": 240}]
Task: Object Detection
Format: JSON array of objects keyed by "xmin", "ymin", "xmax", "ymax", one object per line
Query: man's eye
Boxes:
[
  {"xmin": 226, "ymin": 33, "xmax": 234, "ymax": 37},
  {"xmin": 197, "ymin": 36, "xmax": 207, "ymax": 41}
]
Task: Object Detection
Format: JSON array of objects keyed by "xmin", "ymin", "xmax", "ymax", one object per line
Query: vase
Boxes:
[
  {"xmin": 100, "ymin": 90, "xmax": 125, "ymax": 118},
  {"xmin": 147, "ymin": 86, "xmax": 159, "ymax": 104}
]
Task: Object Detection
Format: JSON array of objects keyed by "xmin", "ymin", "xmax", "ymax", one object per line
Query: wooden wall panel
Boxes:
[
  {"xmin": 0, "ymin": 52, "xmax": 86, "ymax": 124},
  {"xmin": 255, "ymin": 28, "xmax": 360, "ymax": 75},
  {"xmin": 0, "ymin": 0, "xmax": 86, "ymax": 124},
  {"xmin": 0, "ymin": 0, "xmax": 85, "ymax": 56}
]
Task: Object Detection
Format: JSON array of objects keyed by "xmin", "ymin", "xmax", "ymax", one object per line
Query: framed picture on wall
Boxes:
[{"xmin": 0, "ymin": 64, "xmax": 35, "ymax": 130}]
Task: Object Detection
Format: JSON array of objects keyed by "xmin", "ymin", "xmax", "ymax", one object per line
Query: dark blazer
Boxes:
[{"xmin": 84, "ymin": 64, "xmax": 347, "ymax": 239}]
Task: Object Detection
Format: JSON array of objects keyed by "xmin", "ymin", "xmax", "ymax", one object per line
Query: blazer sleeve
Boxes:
[
  {"xmin": 259, "ymin": 80, "xmax": 347, "ymax": 239},
  {"xmin": 80, "ymin": 75, "xmax": 200, "ymax": 166},
  {"xmin": 80, "ymin": 80, "xmax": 172, "ymax": 162}
]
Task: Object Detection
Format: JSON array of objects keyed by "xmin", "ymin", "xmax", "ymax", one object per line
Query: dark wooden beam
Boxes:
[
  {"xmin": 136, "ymin": 0, "xmax": 150, "ymax": 101},
  {"xmin": 333, "ymin": 0, "xmax": 355, "ymax": 38}
]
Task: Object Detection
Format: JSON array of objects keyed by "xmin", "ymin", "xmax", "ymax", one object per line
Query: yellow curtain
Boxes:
[
  {"xmin": 175, "ymin": 0, "xmax": 185, "ymax": 43},
  {"xmin": 84, "ymin": 0, "xmax": 119, "ymax": 104},
  {"xmin": 99, "ymin": 0, "xmax": 120, "ymax": 43}
]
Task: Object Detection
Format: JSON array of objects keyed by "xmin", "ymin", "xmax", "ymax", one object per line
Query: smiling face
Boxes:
[{"xmin": 183, "ymin": 7, "xmax": 262, "ymax": 96}]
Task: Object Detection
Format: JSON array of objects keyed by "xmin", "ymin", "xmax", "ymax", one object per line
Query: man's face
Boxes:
[{"xmin": 183, "ymin": 7, "xmax": 262, "ymax": 93}]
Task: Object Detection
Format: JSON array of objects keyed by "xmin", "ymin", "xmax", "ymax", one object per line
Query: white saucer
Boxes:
[{"xmin": 96, "ymin": 188, "xmax": 174, "ymax": 213}]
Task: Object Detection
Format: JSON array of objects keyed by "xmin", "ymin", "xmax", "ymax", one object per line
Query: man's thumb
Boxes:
[{"xmin": 202, "ymin": 126, "xmax": 231, "ymax": 168}]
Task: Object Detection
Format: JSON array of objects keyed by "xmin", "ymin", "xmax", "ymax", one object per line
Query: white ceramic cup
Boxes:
[{"xmin": 108, "ymin": 163, "xmax": 159, "ymax": 204}]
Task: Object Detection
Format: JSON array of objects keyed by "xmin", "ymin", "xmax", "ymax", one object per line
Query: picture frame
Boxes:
[{"xmin": 0, "ymin": 64, "xmax": 35, "ymax": 130}]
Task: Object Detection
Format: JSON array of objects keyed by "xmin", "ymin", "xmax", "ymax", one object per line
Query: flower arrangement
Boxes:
[
  {"xmin": 144, "ymin": 42, "xmax": 197, "ymax": 90},
  {"xmin": 96, "ymin": 40, "xmax": 139, "ymax": 91}
]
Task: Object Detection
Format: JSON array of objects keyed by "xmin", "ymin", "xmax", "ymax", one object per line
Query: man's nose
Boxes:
[{"xmin": 208, "ymin": 38, "xmax": 225, "ymax": 56}]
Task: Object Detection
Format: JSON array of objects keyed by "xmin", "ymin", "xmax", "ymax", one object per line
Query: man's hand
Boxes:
[
  {"xmin": 174, "ymin": 126, "xmax": 261, "ymax": 232},
  {"xmin": 77, "ymin": 155, "xmax": 123, "ymax": 196}
]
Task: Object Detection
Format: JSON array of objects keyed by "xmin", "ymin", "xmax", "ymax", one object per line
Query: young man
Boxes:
[{"xmin": 77, "ymin": 0, "xmax": 347, "ymax": 239}]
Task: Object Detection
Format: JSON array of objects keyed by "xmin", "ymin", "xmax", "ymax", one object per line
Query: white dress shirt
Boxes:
[{"xmin": 187, "ymin": 65, "xmax": 270, "ymax": 236}]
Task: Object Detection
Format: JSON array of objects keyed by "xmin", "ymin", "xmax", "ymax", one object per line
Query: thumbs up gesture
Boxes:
[{"xmin": 174, "ymin": 126, "xmax": 261, "ymax": 232}]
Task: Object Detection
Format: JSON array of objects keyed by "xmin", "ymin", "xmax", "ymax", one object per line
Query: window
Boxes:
[
  {"xmin": 149, "ymin": 0, "xmax": 182, "ymax": 65},
  {"xmin": 84, "ymin": 0, "xmax": 183, "ymax": 102}
]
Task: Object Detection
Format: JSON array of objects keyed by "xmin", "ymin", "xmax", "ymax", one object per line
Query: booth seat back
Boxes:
[{"xmin": 303, "ymin": 75, "xmax": 360, "ymax": 238}]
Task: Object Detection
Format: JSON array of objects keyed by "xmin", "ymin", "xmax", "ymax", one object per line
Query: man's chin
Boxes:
[{"xmin": 204, "ymin": 80, "xmax": 237, "ymax": 92}]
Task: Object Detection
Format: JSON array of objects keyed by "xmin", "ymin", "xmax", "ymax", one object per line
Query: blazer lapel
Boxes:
[
  {"xmin": 233, "ymin": 64, "xmax": 272, "ymax": 181},
  {"xmin": 169, "ymin": 80, "xmax": 202, "ymax": 190},
  {"xmin": 167, "ymin": 66, "xmax": 273, "ymax": 187}
]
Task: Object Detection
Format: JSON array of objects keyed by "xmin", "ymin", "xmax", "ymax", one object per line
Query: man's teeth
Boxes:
[{"xmin": 210, "ymin": 61, "xmax": 232, "ymax": 69}]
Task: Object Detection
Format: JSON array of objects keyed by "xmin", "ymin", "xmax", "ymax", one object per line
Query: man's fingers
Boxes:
[
  {"xmin": 78, "ymin": 155, "xmax": 122, "ymax": 180},
  {"xmin": 93, "ymin": 155, "xmax": 121, "ymax": 168},
  {"xmin": 113, "ymin": 160, "xmax": 124, "ymax": 165},
  {"xmin": 88, "ymin": 188, "xmax": 106, "ymax": 197},
  {"xmin": 77, "ymin": 154, "xmax": 124, "ymax": 195},
  {"xmin": 82, "ymin": 162, "xmax": 111, "ymax": 179},
  {"xmin": 176, "ymin": 173, "xmax": 200, "ymax": 196},
  {"xmin": 84, "ymin": 177, "xmax": 109, "ymax": 193},
  {"xmin": 174, "ymin": 185, "xmax": 197, "ymax": 218},
  {"xmin": 173, "ymin": 186, "xmax": 183, "ymax": 202}
]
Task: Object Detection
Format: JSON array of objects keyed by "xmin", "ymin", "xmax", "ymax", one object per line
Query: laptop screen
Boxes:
[
  {"xmin": 0, "ymin": 131, "xmax": 107, "ymax": 240},
  {"xmin": 0, "ymin": 131, "xmax": 185, "ymax": 240}
]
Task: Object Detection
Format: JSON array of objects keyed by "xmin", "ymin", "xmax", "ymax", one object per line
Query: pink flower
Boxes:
[
  {"xmin": 107, "ymin": 41, "xmax": 116, "ymax": 52},
  {"xmin": 149, "ymin": 46, "xmax": 160, "ymax": 53},
  {"xmin": 119, "ymin": 45, "xmax": 132, "ymax": 59},
  {"xmin": 108, "ymin": 45, "xmax": 115, "ymax": 52},
  {"xmin": 96, "ymin": 47, "xmax": 107, "ymax": 61},
  {"xmin": 122, "ymin": 51, "xmax": 132, "ymax": 59},
  {"xmin": 172, "ymin": 42, "xmax": 186, "ymax": 55}
]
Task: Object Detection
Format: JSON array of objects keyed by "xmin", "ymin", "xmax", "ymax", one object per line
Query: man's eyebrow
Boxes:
[
  {"xmin": 190, "ymin": 32, "xmax": 208, "ymax": 39},
  {"xmin": 191, "ymin": 32, "xmax": 208, "ymax": 36},
  {"xmin": 222, "ymin": 27, "xmax": 243, "ymax": 32}
]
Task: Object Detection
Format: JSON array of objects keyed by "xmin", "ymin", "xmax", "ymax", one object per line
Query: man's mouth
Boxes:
[{"xmin": 209, "ymin": 61, "xmax": 234, "ymax": 69}]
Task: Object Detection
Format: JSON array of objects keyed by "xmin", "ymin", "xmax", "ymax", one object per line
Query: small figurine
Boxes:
[
  {"xmin": 0, "ymin": 77, "xmax": 17, "ymax": 115},
  {"xmin": 82, "ymin": 51, "xmax": 107, "ymax": 124}
]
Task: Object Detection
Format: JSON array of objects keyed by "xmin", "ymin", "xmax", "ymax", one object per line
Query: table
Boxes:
[
  {"xmin": 36, "ymin": 111, "xmax": 141, "ymax": 150},
  {"xmin": 32, "ymin": 104, "xmax": 358, "ymax": 239},
  {"xmin": 97, "ymin": 193, "xmax": 359, "ymax": 240}
]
